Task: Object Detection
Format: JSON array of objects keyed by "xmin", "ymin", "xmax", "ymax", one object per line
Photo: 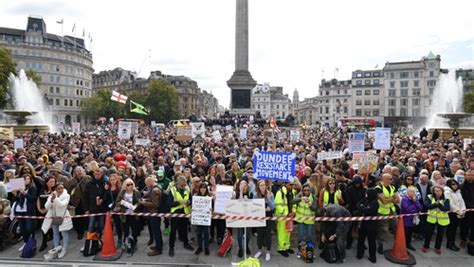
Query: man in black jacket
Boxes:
[
  {"xmin": 460, "ymin": 169, "xmax": 474, "ymax": 248},
  {"xmin": 343, "ymin": 175, "xmax": 366, "ymax": 249},
  {"xmin": 82, "ymin": 168, "xmax": 107, "ymax": 236},
  {"xmin": 321, "ymin": 204, "xmax": 351, "ymax": 263}
]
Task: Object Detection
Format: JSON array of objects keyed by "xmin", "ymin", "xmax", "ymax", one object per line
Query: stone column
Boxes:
[{"xmin": 235, "ymin": 0, "xmax": 249, "ymax": 71}]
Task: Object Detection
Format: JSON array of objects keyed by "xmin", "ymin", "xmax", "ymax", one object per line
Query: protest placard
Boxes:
[
  {"xmin": 176, "ymin": 126, "xmax": 192, "ymax": 142},
  {"xmin": 212, "ymin": 130, "xmax": 222, "ymax": 142},
  {"xmin": 317, "ymin": 151, "xmax": 342, "ymax": 161},
  {"xmin": 9, "ymin": 178, "xmax": 25, "ymax": 191},
  {"xmin": 151, "ymin": 121, "xmax": 156, "ymax": 128},
  {"xmin": 348, "ymin": 133, "xmax": 365, "ymax": 153},
  {"xmin": 191, "ymin": 196, "xmax": 212, "ymax": 226},
  {"xmin": 290, "ymin": 130, "xmax": 300, "ymax": 142},
  {"xmin": 352, "ymin": 151, "xmax": 378, "ymax": 173},
  {"xmin": 191, "ymin": 122, "xmax": 205, "ymax": 139},
  {"xmin": 14, "ymin": 138, "xmax": 24, "ymax": 149},
  {"xmin": 240, "ymin": 128, "xmax": 247, "ymax": 140},
  {"xmin": 264, "ymin": 129, "xmax": 273, "ymax": 139},
  {"xmin": 464, "ymin": 138, "xmax": 472, "ymax": 150},
  {"xmin": 374, "ymin": 128, "xmax": 391, "ymax": 150},
  {"xmin": 253, "ymin": 151, "xmax": 295, "ymax": 182},
  {"xmin": 225, "ymin": 125, "xmax": 232, "ymax": 131},
  {"xmin": 279, "ymin": 131, "xmax": 287, "ymax": 140},
  {"xmin": 118, "ymin": 121, "xmax": 132, "ymax": 140},
  {"xmin": 212, "ymin": 125, "xmax": 222, "ymax": 131},
  {"xmin": 225, "ymin": 199, "xmax": 266, "ymax": 228},
  {"xmin": 135, "ymin": 138, "xmax": 150, "ymax": 146},
  {"xmin": 130, "ymin": 121, "xmax": 139, "ymax": 134},
  {"xmin": 72, "ymin": 122, "xmax": 80, "ymax": 133},
  {"xmin": 0, "ymin": 127, "xmax": 14, "ymax": 141},
  {"xmin": 214, "ymin": 185, "xmax": 233, "ymax": 214}
]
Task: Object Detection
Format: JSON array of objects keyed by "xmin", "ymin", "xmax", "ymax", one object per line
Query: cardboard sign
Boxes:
[
  {"xmin": 374, "ymin": 128, "xmax": 391, "ymax": 150},
  {"xmin": 118, "ymin": 121, "xmax": 132, "ymax": 140},
  {"xmin": 348, "ymin": 133, "xmax": 365, "ymax": 153},
  {"xmin": 352, "ymin": 151, "xmax": 378, "ymax": 174},
  {"xmin": 214, "ymin": 185, "xmax": 233, "ymax": 214},
  {"xmin": 317, "ymin": 151, "xmax": 342, "ymax": 161},
  {"xmin": 191, "ymin": 122, "xmax": 205, "ymax": 139},
  {"xmin": 290, "ymin": 130, "xmax": 300, "ymax": 142},
  {"xmin": 14, "ymin": 138, "xmax": 24, "ymax": 149},
  {"xmin": 191, "ymin": 196, "xmax": 212, "ymax": 226},
  {"xmin": 253, "ymin": 151, "xmax": 296, "ymax": 182},
  {"xmin": 226, "ymin": 199, "xmax": 266, "ymax": 228},
  {"xmin": 240, "ymin": 128, "xmax": 247, "ymax": 140},
  {"xmin": 176, "ymin": 126, "xmax": 192, "ymax": 142}
]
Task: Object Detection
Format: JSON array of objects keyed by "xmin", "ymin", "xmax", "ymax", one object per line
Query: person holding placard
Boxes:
[
  {"xmin": 192, "ymin": 183, "xmax": 211, "ymax": 256},
  {"xmin": 113, "ymin": 178, "xmax": 141, "ymax": 251},
  {"xmin": 12, "ymin": 174, "xmax": 37, "ymax": 252},
  {"xmin": 232, "ymin": 179, "xmax": 253, "ymax": 258},
  {"xmin": 293, "ymin": 184, "xmax": 318, "ymax": 252},
  {"xmin": 253, "ymin": 180, "xmax": 274, "ymax": 262}
]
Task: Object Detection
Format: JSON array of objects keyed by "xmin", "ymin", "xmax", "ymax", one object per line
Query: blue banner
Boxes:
[{"xmin": 253, "ymin": 151, "xmax": 296, "ymax": 182}]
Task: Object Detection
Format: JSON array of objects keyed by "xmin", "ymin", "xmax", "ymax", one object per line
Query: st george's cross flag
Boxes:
[{"xmin": 110, "ymin": 91, "xmax": 128, "ymax": 104}]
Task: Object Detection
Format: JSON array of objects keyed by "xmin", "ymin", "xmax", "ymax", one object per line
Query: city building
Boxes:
[
  {"xmin": 294, "ymin": 96, "xmax": 320, "ymax": 126},
  {"xmin": 198, "ymin": 90, "xmax": 219, "ymax": 118},
  {"xmin": 351, "ymin": 69, "xmax": 384, "ymax": 120},
  {"xmin": 0, "ymin": 15, "xmax": 93, "ymax": 125},
  {"xmin": 383, "ymin": 52, "xmax": 441, "ymax": 126},
  {"xmin": 318, "ymin": 79, "xmax": 352, "ymax": 127},
  {"xmin": 456, "ymin": 68, "xmax": 474, "ymax": 92},
  {"xmin": 252, "ymin": 83, "xmax": 291, "ymax": 119},
  {"xmin": 290, "ymin": 88, "xmax": 299, "ymax": 116},
  {"xmin": 92, "ymin": 67, "xmax": 137, "ymax": 92}
]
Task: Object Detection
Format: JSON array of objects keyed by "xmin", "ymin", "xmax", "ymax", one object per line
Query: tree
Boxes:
[
  {"xmin": 145, "ymin": 79, "xmax": 178, "ymax": 122},
  {"xmin": 25, "ymin": 69, "xmax": 42, "ymax": 85},
  {"xmin": 0, "ymin": 46, "xmax": 17, "ymax": 108},
  {"xmin": 81, "ymin": 89, "xmax": 126, "ymax": 121},
  {"xmin": 464, "ymin": 82, "xmax": 474, "ymax": 113}
]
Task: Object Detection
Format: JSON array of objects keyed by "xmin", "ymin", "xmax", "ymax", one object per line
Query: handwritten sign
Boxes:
[
  {"xmin": 212, "ymin": 130, "xmax": 222, "ymax": 142},
  {"xmin": 214, "ymin": 185, "xmax": 233, "ymax": 214},
  {"xmin": 348, "ymin": 133, "xmax": 365, "ymax": 153},
  {"xmin": 352, "ymin": 151, "xmax": 378, "ymax": 174},
  {"xmin": 225, "ymin": 199, "xmax": 266, "ymax": 228},
  {"xmin": 240, "ymin": 128, "xmax": 247, "ymax": 140},
  {"xmin": 191, "ymin": 122, "xmax": 205, "ymax": 139},
  {"xmin": 191, "ymin": 196, "xmax": 212, "ymax": 226},
  {"xmin": 374, "ymin": 128, "xmax": 391, "ymax": 150},
  {"xmin": 253, "ymin": 151, "xmax": 295, "ymax": 182},
  {"xmin": 14, "ymin": 138, "xmax": 24, "ymax": 149},
  {"xmin": 290, "ymin": 130, "xmax": 300, "ymax": 142},
  {"xmin": 118, "ymin": 121, "xmax": 132, "ymax": 140},
  {"xmin": 317, "ymin": 151, "xmax": 342, "ymax": 161},
  {"xmin": 135, "ymin": 138, "xmax": 150, "ymax": 146},
  {"xmin": 9, "ymin": 178, "xmax": 25, "ymax": 191},
  {"xmin": 176, "ymin": 126, "xmax": 192, "ymax": 142}
]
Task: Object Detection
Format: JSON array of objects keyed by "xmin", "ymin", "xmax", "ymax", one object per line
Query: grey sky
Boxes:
[{"xmin": 1, "ymin": 0, "xmax": 473, "ymax": 108}]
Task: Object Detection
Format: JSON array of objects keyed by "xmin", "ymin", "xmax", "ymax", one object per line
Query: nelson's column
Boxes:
[{"xmin": 227, "ymin": 0, "xmax": 256, "ymax": 115}]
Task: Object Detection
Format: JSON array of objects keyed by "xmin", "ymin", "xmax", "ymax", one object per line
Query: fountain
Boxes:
[
  {"xmin": 1, "ymin": 70, "xmax": 51, "ymax": 134},
  {"xmin": 427, "ymin": 69, "xmax": 472, "ymax": 138}
]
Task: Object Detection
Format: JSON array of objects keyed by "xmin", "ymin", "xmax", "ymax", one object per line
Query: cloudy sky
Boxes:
[{"xmin": 1, "ymin": 0, "xmax": 473, "ymax": 108}]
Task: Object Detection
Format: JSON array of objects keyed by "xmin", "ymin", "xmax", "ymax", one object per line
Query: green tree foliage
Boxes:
[
  {"xmin": 25, "ymin": 69, "xmax": 42, "ymax": 85},
  {"xmin": 145, "ymin": 79, "xmax": 178, "ymax": 122},
  {"xmin": 0, "ymin": 46, "xmax": 17, "ymax": 108},
  {"xmin": 464, "ymin": 83, "xmax": 474, "ymax": 113}
]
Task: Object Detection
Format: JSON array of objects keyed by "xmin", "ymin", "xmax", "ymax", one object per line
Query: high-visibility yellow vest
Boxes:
[
  {"xmin": 274, "ymin": 187, "xmax": 289, "ymax": 216},
  {"xmin": 376, "ymin": 185, "xmax": 396, "ymax": 215},
  {"xmin": 323, "ymin": 189, "xmax": 341, "ymax": 206},
  {"xmin": 295, "ymin": 195, "xmax": 315, "ymax": 225},
  {"xmin": 426, "ymin": 195, "xmax": 450, "ymax": 226},
  {"xmin": 170, "ymin": 187, "xmax": 191, "ymax": 214}
]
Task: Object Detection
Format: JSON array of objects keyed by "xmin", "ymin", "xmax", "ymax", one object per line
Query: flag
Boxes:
[
  {"xmin": 56, "ymin": 19, "xmax": 63, "ymax": 24},
  {"xmin": 335, "ymin": 67, "xmax": 339, "ymax": 72},
  {"xmin": 374, "ymin": 64, "xmax": 379, "ymax": 69},
  {"xmin": 130, "ymin": 100, "xmax": 149, "ymax": 115},
  {"xmin": 110, "ymin": 91, "xmax": 128, "ymax": 104},
  {"xmin": 72, "ymin": 23, "xmax": 76, "ymax": 33},
  {"xmin": 82, "ymin": 29, "xmax": 85, "ymax": 37},
  {"xmin": 269, "ymin": 117, "xmax": 281, "ymax": 133}
]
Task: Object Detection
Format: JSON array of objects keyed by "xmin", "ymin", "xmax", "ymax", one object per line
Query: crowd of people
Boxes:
[{"xmin": 0, "ymin": 123, "xmax": 473, "ymax": 264}]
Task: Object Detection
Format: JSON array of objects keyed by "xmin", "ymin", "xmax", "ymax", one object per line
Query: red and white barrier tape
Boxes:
[{"xmin": 1, "ymin": 208, "xmax": 473, "ymax": 222}]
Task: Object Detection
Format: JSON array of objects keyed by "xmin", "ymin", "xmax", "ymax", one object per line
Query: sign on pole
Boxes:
[
  {"xmin": 464, "ymin": 138, "xmax": 472, "ymax": 150},
  {"xmin": 253, "ymin": 151, "xmax": 296, "ymax": 182},
  {"xmin": 317, "ymin": 151, "xmax": 342, "ymax": 161},
  {"xmin": 118, "ymin": 121, "xmax": 132, "ymax": 140},
  {"xmin": 191, "ymin": 196, "xmax": 212, "ymax": 226},
  {"xmin": 348, "ymin": 133, "xmax": 365, "ymax": 153},
  {"xmin": 373, "ymin": 128, "xmax": 391, "ymax": 150},
  {"xmin": 225, "ymin": 199, "xmax": 266, "ymax": 228}
]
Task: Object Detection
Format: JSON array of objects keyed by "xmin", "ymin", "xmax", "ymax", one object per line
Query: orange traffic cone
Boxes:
[
  {"xmin": 94, "ymin": 212, "xmax": 123, "ymax": 261},
  {"xmin": 384, "ymin": 218, "xmax": 416, "ymax": 265}
]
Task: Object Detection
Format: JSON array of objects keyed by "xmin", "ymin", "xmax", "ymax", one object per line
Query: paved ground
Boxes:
[{"xmin": 0, "ymin": 225, "xmax": 473, "ymax": 267}]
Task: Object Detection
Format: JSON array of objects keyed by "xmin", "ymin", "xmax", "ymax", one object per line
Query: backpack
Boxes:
[
  {"xmin": 83, "ymin": 232, "xmax": 100, "ymax": 257},
  {"xmin": 320, "ymin": 241, "xmax": 338, "ymax": 263},
  {"xmin": 20, "ymin": 237, "xmax": 36, "ymax": 258},
  {"xmin": 217, "ymin": 229, "xmax": 233, "ymax": 257},
  {"xmin": 303, "ymin": 241, "xmax": 315, "ymax": 263}
]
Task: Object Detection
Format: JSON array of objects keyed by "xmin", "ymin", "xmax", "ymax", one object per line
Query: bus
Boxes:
[{"xmin": 339, "ymin": 117, "xmax": 383, "ymax": 128}]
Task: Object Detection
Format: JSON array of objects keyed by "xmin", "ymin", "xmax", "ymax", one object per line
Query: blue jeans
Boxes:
[
  {"xmin": 196, "ymin": 226, "xmax": 209, "ymax": 249},
  {"xmin": 18, "ymin": 217, "xmax": 33, "ymax": 243},
  {"xmin": 52, "ymin": 225, "xmax": 69, "ymax": 250},
  {"xmin": 297, "ymin": 223, "xmax": 313, "ymax": 244},
  {"xmin": 87, "ymin": 215, "xmax": 104, "ymax": 235},
  {"xmin": 149, "ymin": 217, "xmax": 163, "ymax": 251}
]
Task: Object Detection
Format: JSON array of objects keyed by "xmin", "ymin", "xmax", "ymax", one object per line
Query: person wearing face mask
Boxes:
[{"xmin": 444, "ymin": 179, "xmax": 465, "ymax": 251}]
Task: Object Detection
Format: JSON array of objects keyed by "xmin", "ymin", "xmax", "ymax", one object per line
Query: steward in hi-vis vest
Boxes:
[{"xmin": 422, "ymin": 185, "xmax": 450, "ymax": 253}]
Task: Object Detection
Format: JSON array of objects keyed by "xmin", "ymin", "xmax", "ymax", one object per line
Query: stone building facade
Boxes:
[{"xmin": 252, "ymin": 83, "xmax": 291, "ymax": 119}]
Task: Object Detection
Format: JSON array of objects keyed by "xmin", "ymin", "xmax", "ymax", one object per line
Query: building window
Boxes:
[
  {"xmin": 388, "ymin": 90, "xmax": 396, "ymax": 97},
  {"xmin": 400, "ymin": 108, "xmax": 407, "ymax": 117},
  {"xmin": 337, "ymin": 90, "xmax": 340, "ymax": 95},
  {"xmin": 325, "ymin": 91, "xmax": 329, "ymax": 96},
  {"xmin": 373, "ymin": 100, "xmax": 379, "ymax": 105},
  {"xmin": 400, "ymin": 72, "xmax": 409, "ymax": 79},
  {"xmin": 356, "ymin": 73, "xmax": 362, "ymax": 78},
  {"xmin": 374, "ymin": 79, "xmax": 380, "ymax": 85},
  {"xmin": 430, "ymin": 71, "xmax": 434, "ymax": 77},
  {"xmin": 373, "ymin": 109, "xmax": 380, "ymax": 116},
  {"xmin": 427, "ymin": 80, "xmax": 436, "ymax": 87},
  {"xmin": 400, "ymin": 99, "xmax": 408, "ymax": 106},
  {"xmin": 413, "ymin": 88, "xmax": 421, "ymax": 96},
  {"xmin": 365, "ymin": 80, "xmax": 371, "ymax": 85},
  {"xmin": 356, "ymin": 80, "xmax": 362, "ymax": 85},
  {"xmin": 364, "ymin": 109, "xmax": 371, "ymax": 116},
  {"xmin": 389, "ymin": 109, "xmax": 396, "ymax": 117},
  {"xmin": 365, "ymin": 72, "xmax": 371, "ymax": 77},
  {"xmin": 356, "ymin": 90, "xmax": 362, "ymax": 96},
  {"xmin": 56, "ymin": 99, "xmax": 59, "ymax": 106},
  {"xmin": 414, "ymin": 71, "xmax": 419, "ymax": 78},
  {"xmin": 390, "ymin": 73, "xmax": 395, "ymax": 79},
  {"xmin": 429, "ymin": 88, "xmax": 435, "ymax": 95},
  {"xmin": 389, "ymin": 99, "xmax": 396, "ymax": 106},
  {"xmin": 401, "ymin": 89, "xmax": 408, "ymax": 96},
  {"xmin": 344, "ymin": 90, "xmax": 347, "ymax": 94},
  {"xmin": 356, "ymin": 100, "xmax": 362, "ymax": 105},
  {"xmin": 374, "ymin": 72, "xmax": 380, "ymax": 77},
  {"xmin": 276, "ymin": 104, "xmax": 279, "ymax": 109},
  {"xmin": 49, "ymin": 87, "xmax": 54, "ymax": 93},
  {"xmin": 414, "ymin": 80, "xmax": 420, "ymax": 87},
  {"xmin": 50, "ymin": 75, "xmax": 54, "ymax": 82},
  {"xmin": 56, "ymin": 87, "xmax": 60, "ymax": 94},
  {"xmin": 412, "ymin": 98, "xmax": 420, "ymax": 106},
  {"xmin": 76, "ymin": 100, "xmax": 80, "ymax": 106},
  {"xmin": 64, "ymin": 99, "xmax": 68, "ymax": 106},
  {"xmin": 365, "ymin": 90, "xmax": 370, "ymax": 95},
  {"xmin": 344, "ymin": 106, "xmax": 348, "ymax": 113},
  {"xmin": 257, "ymin": 105, "xmax": 260, "ymax": 109},
  {"xmin": 374, "ymin": 90, "xmax": 380, "ymax": 95},
  {"xmin": 356, "ymin": 109, "xmax": 362, "ymax": 116},
  {"xmin": 390, "ymin": 81, "xmax": 395, "ymax": 88},
  {"xmin": 364, "ymin": 100, "xmax": 371, "ymax": 105},
  {"xmin": 325, "ymin": 107, "xmax": 329, "ymax": 113},
  {"xmin": 413, "ymin": 109, "xmax": 420, "ymax": 117},
  {"xmin": 400, "ymin": 81, "xmax": 409, "ymax": 87}
]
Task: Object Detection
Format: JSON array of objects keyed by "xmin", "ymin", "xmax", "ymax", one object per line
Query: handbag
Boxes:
[{"xmin": 51, "ymin": 204, "xmax": 67, "ymax": 226}]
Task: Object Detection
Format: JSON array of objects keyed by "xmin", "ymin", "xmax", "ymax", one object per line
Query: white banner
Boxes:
[
  {"xmin": 214, "ymin": 185, "xmax": 233, "ymax": 214},
  {"xmin": 225, "ymin": 199, "xmax": 266, "ymax": 228},
  {"xmin": 191, "ymin": 196, "xmax": 212, "ymax": 226},
  {"xmin": 374, "ymin": 128, "xmax": 391, "ymax": 150},
  {"xmin": 191, "ymin": 122, "xmax": 205, "ymax": 139},
  {"xmin": 118, "ymin": 121, "xmax": 132, "ymax": 140},
  {"xmin": 317, "ymin": 151, "xmax": 342, "ymax": 161}
]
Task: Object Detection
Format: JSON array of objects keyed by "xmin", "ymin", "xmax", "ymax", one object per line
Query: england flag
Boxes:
[{"xmin": 110, "ymin": 91, "xmax": 128, "ymax": 104}]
